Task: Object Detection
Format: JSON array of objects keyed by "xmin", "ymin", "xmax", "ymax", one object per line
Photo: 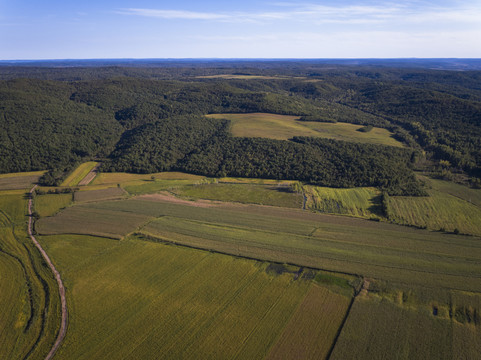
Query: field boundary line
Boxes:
[{"xmin": 28, "ymin": 185, "xmax": 68, "ymax": 360}]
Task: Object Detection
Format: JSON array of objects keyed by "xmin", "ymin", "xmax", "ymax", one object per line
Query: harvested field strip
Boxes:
[
  {"xmin": 61, "ymin": 162, "xmax": 98, "ymax": 187},
  {"xmin": 74, "ymin": 187, "xmax": 126, "ymax": 203},
  {"xmin": 175, "ymin": 183, "xmax": 302, "ymax": 208},
  {"xmin": 266, "ymin": 285, "xmax": 351, "ymax": 360},
  {"xmin": 41, "ymin": 236, "xmax": 313, "ymax": 360},
  {"xmin": 36, "ymin": 206, "xmax": 151, "ymax": 239},
  {"xmin": 330, "ymin": 297, "xmax": 462, "ymax": 359},
  {"xmin": 35, "ymin": 193, "xmax": 72, "ymax": 217},
  {"xmin": 39, "ymin": 197, "xmax": 481, "ymax": 291},
  {"xmin": 0, "ymin": 174, "xmax": 41, "ymax": 190}
]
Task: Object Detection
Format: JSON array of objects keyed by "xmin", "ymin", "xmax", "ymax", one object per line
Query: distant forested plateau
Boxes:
[{"xmin": 1, "ymin": 62, "xmax": 480, "ymax": 196}]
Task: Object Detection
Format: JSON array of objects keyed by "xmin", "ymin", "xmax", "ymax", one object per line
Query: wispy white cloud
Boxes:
[{"xmin": 118, "ymin": 3, "xmax": 481, "ymax": 26}]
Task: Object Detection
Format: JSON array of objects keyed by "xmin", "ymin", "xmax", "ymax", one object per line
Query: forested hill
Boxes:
[{"xmin": 1, "ymin": 63, "xmax": 480, "ymax": 194}]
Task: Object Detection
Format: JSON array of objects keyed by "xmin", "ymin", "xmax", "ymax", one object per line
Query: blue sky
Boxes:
[{"xmin": 1, "ymin": 0, "xmax": 480, "ymax": 59}]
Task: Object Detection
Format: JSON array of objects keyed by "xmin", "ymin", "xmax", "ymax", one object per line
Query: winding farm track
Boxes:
[{"xmin": 28, "ymin": 185, "xmax": 68, "ymax": 360}]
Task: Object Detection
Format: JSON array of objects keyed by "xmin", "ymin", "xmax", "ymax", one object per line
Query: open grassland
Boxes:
[
  {"xmin": 206, "ymin": 113, "xmax": 403, "ymax": 146},
  {"xmin": 175, "ymin": 183, "xmax": 303, "ymax": 208},
  {"xmin": 0, "ymin": 171, "xmax": 43, "ymax": 190},
  {"xmin": 330, "ymin": 294, "xmax": 481, "ymax": 359},
  {"xmin": 61, "ymin": 162, "xmax": 98, "ymax": 187},
  {"xmin": 38, "ymin": 234, "xmax": 325, "ymax": 360},
  {"xmin": 217, "ymin": 177, "xmax": 294, "ymax": 185},
  {"xmin": 0, "ymin": 193, "xmax": 61, "ymax": 359},
  {"xmin": 74, "ymin": 187, "xmax": 126, "ymax": 203},
  {"xmin": 266, "ymin": 285, "xmax": 351, "ymax": 360},
  {"xmin": 35, "ymin": 193, "xmax": 72, "ymax": 217},
  {"xmin": 39, "ymin": 197, "xmax": 481, "ymax": 292},
  {"xmin": 304, "ymin": 185, "xmax": 382, "ymax": 218},
  {"xmin": 386, "ymin": 178, "xmax": 481, "ymax": 236},
  {"xmin": 91, "ymin": 171, "xmax": 204, "ymax": 186}
]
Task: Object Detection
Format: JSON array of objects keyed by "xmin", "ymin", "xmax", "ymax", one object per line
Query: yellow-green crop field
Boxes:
[
  {"xmin": 330, "ymin": 294, "xmax": 481, "ymax": 359},
  {"xmin": 91, "ymin": 171, "xmax": 204, "ymax": 186},
  {"xmin": 386, "ymin": 177, "xmax": 481, "ymax": 236},
  {"xmin": 266, "ymin": 285, "xmax": 351, "ymax": 360},
  {"xmin": 304, "ymin": 185, "xmax": 382, "ymax": 218},
  {"xmin": 37, "ymin": 234, "xmax": 345, "ymax": 360},
  {"xmin": 35, "ymin": 193, "xmax": 73, "ymax": 217},
  {"xmin": 0, "ymin": 193, "xmax": 60, "ymax": 359},
  {"xmin": 61, "ymin": 162, "xmax": 98, "ymax": 187},
  {"xmin": 206, "ymin": 113, "xmax": 404, "ymax": 147},
  {"xmin": 175, "ymin": 183, "xmax": 303, "ymax": 208},
  {"xmin": 37, "ymin": 196, "xmax": 481, "ymax": 292}
]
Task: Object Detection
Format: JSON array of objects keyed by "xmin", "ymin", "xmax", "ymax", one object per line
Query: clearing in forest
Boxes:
[
  {"xmin": 61, "ymin": 162, "xmax": 98, "ymax": 187},
  {"xmin": 206, "ymin": 113, "xmax": 403, "ymax": 147}
]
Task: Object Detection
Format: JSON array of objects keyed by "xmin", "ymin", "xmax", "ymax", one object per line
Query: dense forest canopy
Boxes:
[{"xmin": 1, "ymin": 61, "xmax": 480, "ymax": 194}]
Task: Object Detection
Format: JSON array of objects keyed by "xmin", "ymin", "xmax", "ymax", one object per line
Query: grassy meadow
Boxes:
[
  {"xmin": 38, "ymin": 234, "xmax": 342, "ymax": 360},
  {"xmin": 61, "ymin": 162, "xmax": 98, "ymax": 187},
  {"xmin": 206, "ymin": 113, "xmax": 403, "ymax": 147},
  {"xmin": 174, "ymin": 183, "xmax": 303, "ymax": 208},
  {"xmin": 35, "ymin": 193, "xmax": 73, "ymax": 217}
]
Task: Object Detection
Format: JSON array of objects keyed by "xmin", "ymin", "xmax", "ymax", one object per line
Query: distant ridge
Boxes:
[{"xmin": 1, "ymin": 58, "xmax": 481, "ymax": 70}]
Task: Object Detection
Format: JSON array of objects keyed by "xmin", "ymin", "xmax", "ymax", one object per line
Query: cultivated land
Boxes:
[
  {"xmin": 38, "ymin": 234, "xmax": 341, "ymax": 360},
  {"xmin": 60, "ymin": 162, "xmax": 98, "ymax": 187},
  {"xmin": 206, "ymin": 112, "xmax": 403, "ymax": 147},
  {"xmin": 37, "ymin": 195, "xmax": 481, "ymax": 292},
  {"xmin": 3, "ymin": 168, "xmax": 481, "ymax": 359},
  {"xmin": 0, "ymin": 171, "xmax": 44, "ymax": 190}
]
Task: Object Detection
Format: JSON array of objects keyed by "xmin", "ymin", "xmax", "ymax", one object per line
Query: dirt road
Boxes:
[{"xmin": 28, "ymin": 185, "xmax": 68, "ymax": 360}]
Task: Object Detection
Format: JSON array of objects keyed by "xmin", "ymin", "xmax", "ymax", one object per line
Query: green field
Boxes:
[
  {"xmin": 175, "ymin": 183, "xmax": 303, "ymax": 208},
  {"xmin": 331, "ymin": 293, "xmax": 481, "ymax": 359},
  {"xmin": 61, "ymin": 162, "xmax": 98, "ymax": 187},
  {"xmin": 0, "ymin": 194, "xmax": 61, "ymax": 359},
  {"xmin": 35, "ymin": 193, "xmax": 73, "ymax": 217},
  {"xmin": 38, "ymin": 234, "xmax": 341, "ymax": 360},
  {"xmin": 386, "ymin": 177, "xmax": 481, "ymax": 236},
  {"xmin": 206, "ymin": 113, "xmax": 403, "ymax": 147},
  {"xmin": 91, "ymin": 171, "xmax": 204, "ymax": 186},
  {"xmin": 36, "ymin": 196, "xmax": 481, "ymax": 292},
  {"xmin": 304, "ymin": 185, "xmax": 382, "ymax": 218}
]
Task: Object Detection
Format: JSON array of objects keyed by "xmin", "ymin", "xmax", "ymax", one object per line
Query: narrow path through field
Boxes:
[
  {"xmin": 77, "ymin": 162, "xmax": 101, "ymax": 186},
  {"xmin": 28, "ymin": 185, "xmax": 68, "ymax": 360}
]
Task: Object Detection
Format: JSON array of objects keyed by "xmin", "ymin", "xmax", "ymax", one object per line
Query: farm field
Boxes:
[
  {"xmin": 206, "ymin": 112, "xmax": 403, "ymax": 147},
  {"xmin": 0, "ymin": 193, "xmax": 60, "ymax": 359},
  {"xmin": 35, "ymin": 193, "xmax": 73, "ymax": 217},
  {"xmin": 37, "ymin": 234, "xmax": 342, "ymax": 360},
  {"xmin": 91, "ymin": 171, "xmax": 204, "ymax": 186},
  {"xmin": 61, "ymin": 162, "xmax": 98, "ymax": 187},
  {"xmin": 304, "ymin": 185, "xmax": 382, "ymax": 218},
  {"xmin": 74, "ymin": 186, "xmax": 126, "ymax": 203},
  {"xmin": 37, "ymin": 195, "xmax": 481, "ymax": 292},
  {"xmin": 174, "ymin": 183, "xmax": 303, "ymax": 208},
  {"xmin": 330, "ymin": 293, "xmax": 481, "ymax": 359},
  {"xmin": 0, "ymin": 171, "xmax": 44, "ymax": 190},
  {"xmin": 266, "ymin": 285, "xmax": 351, "ymax": 360},
  {"xmin": 386, "ymin": 177, "xmax": 481, "ymax": 236}
]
